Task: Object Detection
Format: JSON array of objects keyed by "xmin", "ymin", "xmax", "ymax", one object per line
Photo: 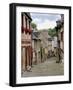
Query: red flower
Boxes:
[{"xmin": 21, "ymin": 26, "xmax": 32, "ymax": 34}]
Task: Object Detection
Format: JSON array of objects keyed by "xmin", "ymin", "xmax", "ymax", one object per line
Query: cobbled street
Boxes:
[{"xmin": 22, "ymin": 57, "xmax": 64, "ymax": 77}]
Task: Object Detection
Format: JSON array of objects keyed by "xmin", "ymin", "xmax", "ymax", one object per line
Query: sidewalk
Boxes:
[{"xmin": 22, "ymin": 57, "xmax": 64, "ymax": 77}]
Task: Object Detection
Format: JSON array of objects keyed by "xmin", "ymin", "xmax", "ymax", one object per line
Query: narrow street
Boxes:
[{"xmin": 22, "ymin": 57, "xmax": 64, "ymax": 77}]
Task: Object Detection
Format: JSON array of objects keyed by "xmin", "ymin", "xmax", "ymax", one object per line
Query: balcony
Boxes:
[{"xmin": 21, "ymin": 26, "xmax": 32, "ymax": 34}]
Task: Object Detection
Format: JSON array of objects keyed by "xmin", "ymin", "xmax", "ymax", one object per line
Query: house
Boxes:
[
  {"xmin": 59, "ymin": 14, "xmax": 64, "ymax": 52},
  {"xmin": 21, "ymin": 12, "xmax": 32, "ymax": 72},
  {"xmin": 32, "ymin": 30, "xmax": 50, "ymax": 64},
  {"xmin": 32, "ymin": 30, "xmax": 55, "ymax": 64},
  {"xmin": 56, "ymin": 14, "xmax": 64, "ymax": 62},
  {"xmin": 32, "ymin": 31, "xmax": 41, "ymax": 64},
  {"xmin": 39, "ymin": 30, "xmax": 49, "ymax": 61}
]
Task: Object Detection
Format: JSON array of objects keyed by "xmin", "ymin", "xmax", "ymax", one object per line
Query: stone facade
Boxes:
[
  {"xmin": 32, "ymin": 31, "xmax": 41, "ymax": 64},
  {"xmin": 32, "ymin": 30, "xmax": 53, "ymax": 64},
  {"xmin": 52, "ymin": 37, "xmax": 58, "ymax": 56},
  {"xmin": 39, "ymin": 30, "xmax": 49, "ymax": 61},
  {"xmin": 56, "ymin": 14, "xmax": 64, "ymax": 63}
]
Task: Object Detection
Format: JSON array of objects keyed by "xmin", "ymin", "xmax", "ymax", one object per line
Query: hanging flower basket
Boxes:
[
  {"xmin": 21, "ymin": 26, "xmax": 32, "ymax": 34},
  {"xmin": 27, "ymin": 29, "xmax": 32, "ymax": 34}
]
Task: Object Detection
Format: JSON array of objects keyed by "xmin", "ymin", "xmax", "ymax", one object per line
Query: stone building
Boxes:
[
  {"xmin": 39, "ymin": 30, "xmax": 49, "ymax": 61},
  {"xmin": 32, "ymin": 30, "xmax": 50, "ymax": 64},
  {"xmin": 21, "ymin": 12, "xmax": 32, "ymax": 72},
  {"xmin": 32, "ymin": 31, "xmax": 41, "ymax": 64},
  {"xmin": 56, "ymin": 14, "xmax": 64, "ymax": 62}
]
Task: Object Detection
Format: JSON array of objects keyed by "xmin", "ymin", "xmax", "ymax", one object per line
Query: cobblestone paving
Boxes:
[{"xmin": 22, "ymin": 57, "xmax": 64, "ymax": 77}]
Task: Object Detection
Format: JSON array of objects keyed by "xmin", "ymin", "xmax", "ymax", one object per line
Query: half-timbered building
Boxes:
[{"xmin": 21, "ymin": 12, "xmax": 32, "ymax": 72}]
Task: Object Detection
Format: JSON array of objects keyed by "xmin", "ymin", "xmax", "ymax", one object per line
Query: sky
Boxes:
[{"xmin": 30, "ymin": 13, "xmax": 61, "ymax": 30}]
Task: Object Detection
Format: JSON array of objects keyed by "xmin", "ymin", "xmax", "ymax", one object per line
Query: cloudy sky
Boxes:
[{"xmin": 30, "ymin": 13, "xmax": 61, "ymax": 30}]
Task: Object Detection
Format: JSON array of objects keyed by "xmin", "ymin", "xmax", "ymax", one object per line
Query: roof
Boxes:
[{"xmin": 32, "ymin": 31, "xmax": 41, "ymax": 40}]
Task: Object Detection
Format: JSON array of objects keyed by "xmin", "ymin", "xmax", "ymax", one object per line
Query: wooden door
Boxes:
[{"xmin": 21, "ymin": 47, "xmax": 27, "ymax": 71}]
